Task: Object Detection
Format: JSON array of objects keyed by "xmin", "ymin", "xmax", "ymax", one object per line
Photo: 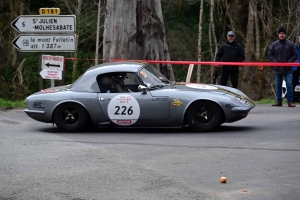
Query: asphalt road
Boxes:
[{"xmin": 0, "ymin": 105, "xmax": 299, "ymax": 200}]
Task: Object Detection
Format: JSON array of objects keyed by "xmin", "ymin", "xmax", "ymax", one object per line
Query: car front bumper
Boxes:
[{"xmin": 24, "ymin": 109, "xmax": 52, "ymax": 123}]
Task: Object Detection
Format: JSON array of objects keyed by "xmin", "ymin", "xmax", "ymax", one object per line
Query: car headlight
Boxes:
[{"xmin": 229, "ymin": 95, "xmax": 248, "ymax": 106}]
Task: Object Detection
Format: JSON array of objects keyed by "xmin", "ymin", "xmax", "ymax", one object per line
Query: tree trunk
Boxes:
[
  {"xmin": 253, "ymin": 0, "xmax": 260, "ymax": 60},
  {"xmin": 253, "ymin": 0, "xmax": 265, "ymax": 100},
  {"xmin": 223, "ymin": 0, "xmax": 241, "ymax": 32},
  {"xmin": 8, "ymin": 0, "xmax": 25, "ymax": 70},
  {"xmin": 103, "ymin": 0, "xmax": 174, "ymax": 80},
  {"xmin": 72, "ymin": 0, "xmax": 82, "ymax": 81},
  {"xmin": 243, "ymin": 0, "xmax": 254, "ymax": 82},
  {"xmin": 197, "ymin": 0, "xmax": 204, "ymax": 83},
  {"xmin": 266, "ymin": 0, "xmax": 273, "ymax": 36},
  {"xmin": 209, "ymin": 0, "xmax": 218, "ymax": 83},
  {"xmin": 95, "ymin": 0, "xmax": 102, "ymax": 65}
]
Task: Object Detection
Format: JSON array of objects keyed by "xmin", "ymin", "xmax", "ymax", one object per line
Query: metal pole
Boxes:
[{"xmin": 39, "ymin": 53, "xmax": 43, "ymax": 90}]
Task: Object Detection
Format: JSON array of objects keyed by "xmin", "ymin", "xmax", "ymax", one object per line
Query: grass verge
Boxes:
[
  {"xmin": 0, "ymin": 98, "xmax": 26, "ymax": 110},
  {"xmin": 254, "ymin": 98, "xmax": 300, "ymax": 105}
]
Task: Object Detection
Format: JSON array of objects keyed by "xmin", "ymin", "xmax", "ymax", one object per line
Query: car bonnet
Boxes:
[{"xmin": 175, "ymin": 83, "xmax": 255, "ymax": 106}]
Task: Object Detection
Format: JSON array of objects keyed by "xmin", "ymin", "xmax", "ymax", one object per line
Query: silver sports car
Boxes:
[{"xmin": 24, "ymin": 61, "xmax": 255, "ymax": 132}]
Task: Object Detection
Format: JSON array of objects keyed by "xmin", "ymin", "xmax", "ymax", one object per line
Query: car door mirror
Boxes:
[{"xmin": 138, "ymin": 85, "xmax": 147, "ymax": 94}]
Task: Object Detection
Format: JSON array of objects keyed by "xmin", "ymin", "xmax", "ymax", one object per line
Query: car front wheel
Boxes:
[
  {"xmin": 53, "ymin": 103, "xmax": 88, "ymax": 132},
  {"xmin": 186, "ymin": 101, "xmax": 223, "ymax": 132}
]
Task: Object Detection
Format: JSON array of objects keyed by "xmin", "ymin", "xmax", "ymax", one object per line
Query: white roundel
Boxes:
[
  {"xmin": 107, "ymin": 94, "xmax": 140, "ymax": 126},
  {"xmin": 186, "ymin": 84, "xmax": 218, "ymax": 90}
]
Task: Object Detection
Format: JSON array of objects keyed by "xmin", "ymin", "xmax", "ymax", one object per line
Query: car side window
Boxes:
[{"xmin": 97, "ymin": 72, "xmax": 140, "ymax": 93}]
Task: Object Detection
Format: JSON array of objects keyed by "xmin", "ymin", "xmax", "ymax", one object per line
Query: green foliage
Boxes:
[
  {"xmin": 0, "ymin": 98, "xmax": 26, "ymax": 109},
  {"xmin": 162, "ymin": 0, "xmax": 226, "ymax": 83}
]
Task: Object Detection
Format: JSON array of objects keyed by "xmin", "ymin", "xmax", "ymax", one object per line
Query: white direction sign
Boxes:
[
  {"xmin": 42, "ymin": 55, "xmax": 64, "ymax": 71},
  {"xmin": 40, "ymin": 69, "xmax": 62, "ymax": 80},
  {"xmin": 11, "ymin": 15, "xmax": 76, "ymax": 33},
  {"xmin": 12, "ymin": 34, "xmax": 76, "ymax": 52}
]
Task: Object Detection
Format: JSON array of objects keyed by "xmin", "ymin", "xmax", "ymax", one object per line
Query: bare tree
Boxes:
[
  {"xmin": 103, "ymin": 0, "xmax": 174, "ymax": 80},
  {"xmin": 253, "ymin": 0, "xmax": 260, "ymax": 60},
  {"xmin": 63, "ymin": 0, "xmax": 83, "ymax": 80},
  {"xmin": 222, "ymin": 0, "xmax": 240, "ymax": 33},
  {"xmin": 8, "ymin": 0, "xmax": 26, "ymax": 70},
  {"xmin": 95, "ymin": 0, "xmax": 102, "ymax": 65},
  {"xmin": 55, "ymin": 0, "xmax": 99, "ymax": 79},
  {"xmin": 243, "ymin": 0, "xmax": 254, "ymax": 83},
  {"xmin": 197, "ymin": 0, "xmax": 204, "ymax": 83},
  {"xmin": 257, "ymin": 0, "xmax": 273, "ymax": 57},
  {"xmin": 208, "ymin": 0, "xmax": 218, "ymax": 83}
]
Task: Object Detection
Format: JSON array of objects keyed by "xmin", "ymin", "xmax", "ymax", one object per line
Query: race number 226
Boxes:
[{"xmin": 114, "ymin": 106, "xmax": 133, "ymax": 115}]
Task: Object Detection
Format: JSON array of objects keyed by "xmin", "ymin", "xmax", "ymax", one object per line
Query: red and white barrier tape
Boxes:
[{"xmin": 64, "ymin": 58, "xmax": 300, "ymax": 66}]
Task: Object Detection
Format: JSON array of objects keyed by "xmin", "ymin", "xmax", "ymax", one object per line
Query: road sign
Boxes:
[
  {"xmin": 40, "ymin": 69, "xmax": 62, "ymax": 80},
  {"xmin": 42, "ymin": 55, "xmax": 64, "ymax": 71},
  {"xmin": 39, "ymin": 8, "xmax": 60, "ymax": 15},
  {"xmin": 11, "ymin": 15, "xmax": 76, "ymax": 33},
  {"xmin": 12, "ymin": 34, "xmax": 76, "ymax": 52}
]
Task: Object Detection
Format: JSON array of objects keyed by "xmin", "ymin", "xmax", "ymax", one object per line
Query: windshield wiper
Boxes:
[
  {"xmin": 148, "ymin": 84, "xmax": 166, "ymax": 90},
  {"xmin": 161, "ymin": 80, "xmax": 170, "ymax": 84},
  {"xmin": 171, "ymin": 81, "xmax": 176, "ymax": 89}
]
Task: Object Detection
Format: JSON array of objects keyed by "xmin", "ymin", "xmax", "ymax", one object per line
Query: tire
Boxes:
[
  {"xmin": 53, "ymin": 103, "xmax": 88, "ymax": 132},
  {"xmin": 186, "ymin": 101, "xmax": 223, "ymax": 132}
]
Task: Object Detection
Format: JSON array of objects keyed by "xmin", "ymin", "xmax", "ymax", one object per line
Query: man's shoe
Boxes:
[
  {"xmin": 272, "ymin": 102, "xmax": 282, "ymax": 106},
  {"xmin": 288, "ymin": 102, "xmax": 296, "ymax": 107}
]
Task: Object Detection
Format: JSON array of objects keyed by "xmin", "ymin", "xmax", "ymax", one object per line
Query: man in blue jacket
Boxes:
[
  {"xmin": 293, "ymin": 36, "xmax": 300, "ymax": 92},
  {"xmin": 268, "ymin": 27, "xmax": 298, "ymax": 107}
]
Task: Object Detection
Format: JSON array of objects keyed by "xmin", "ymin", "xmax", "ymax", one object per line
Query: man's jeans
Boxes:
[{"xmin": 275, "ymin": 73, "xmax": 293, "ymax": 103}]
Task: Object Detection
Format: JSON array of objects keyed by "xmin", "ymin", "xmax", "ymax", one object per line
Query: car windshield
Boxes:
[
  {"xmin": 68, "ymin": 74, "xmax": 84, "ymax": 89},
  {"xmin": 138, "ymin": 65, "xmax": 170, "ymax": 88}
]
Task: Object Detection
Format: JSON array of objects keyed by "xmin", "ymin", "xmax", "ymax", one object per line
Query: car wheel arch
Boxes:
[
  {"xmin": 183, "ymin": 99, "xmax": 226, "ymax": 127},
  {"xmin": 52, "ymin": 101, "xmax": 91, "ymax": 121},
  {"xmin": 52, "ymin": 101, "xmax": 92, "ymax": 131}
]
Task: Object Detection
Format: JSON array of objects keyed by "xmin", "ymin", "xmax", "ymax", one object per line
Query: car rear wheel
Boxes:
[
  {"xmin": 186, "ymin": 101, "xmax": 223, "ymax": 132},
  {"xmin": 53, "ymin": 103, "xmax": 88, "ymax": 132}
]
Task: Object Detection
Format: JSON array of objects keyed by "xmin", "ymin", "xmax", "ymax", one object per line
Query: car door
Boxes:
[{"xmin": 97, "ymin": 72, "xmax": 170, "ymax": 126}]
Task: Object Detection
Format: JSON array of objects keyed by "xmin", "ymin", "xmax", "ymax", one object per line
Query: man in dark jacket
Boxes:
[
  {"xmin": 215, "ymin": 31, "xmax": 245, "ymax": 89},
  {"xmin": 268, "ymin": 27, "xmax": 298, "ymax": 107}
]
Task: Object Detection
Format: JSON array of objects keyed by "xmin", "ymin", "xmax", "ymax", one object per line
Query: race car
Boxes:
[{"xmin": 24, "ymin": 61, "xmax": 255, "ymax": 132}]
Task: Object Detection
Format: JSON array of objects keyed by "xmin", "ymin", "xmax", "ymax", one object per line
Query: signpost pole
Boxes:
[{"xmin": 39, "ymin": 53, "xmax": 43, "ymax": 90}]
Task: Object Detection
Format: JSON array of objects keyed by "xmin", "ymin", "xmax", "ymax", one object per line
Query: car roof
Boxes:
[
  {"xmin": 87, "ymin": 61, "xmax": 147, "ymax": 74},
  {"xmin": 70, "ymin": 61, "xmax": 148, "ymax": 92}
]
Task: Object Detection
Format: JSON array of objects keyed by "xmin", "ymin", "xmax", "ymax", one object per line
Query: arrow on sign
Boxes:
[
  {"xmin": 42, "ymin": 55, "xmax": 64, "ymax": 71},
  {"xmin": 12, "ymin": 35, "xmax": 21, "ymax": 51},
  {"xmin": 11, "ymin": 16, "xmax": 21, "ymax": 32},
  {"xmin": 45, "ymin": 63, "xmax": 60, "ymax": 68}
]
